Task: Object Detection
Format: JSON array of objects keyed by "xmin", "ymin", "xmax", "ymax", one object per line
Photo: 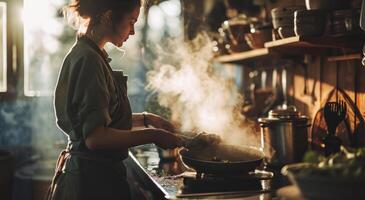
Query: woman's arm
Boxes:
[
  {"xmin": 132, "ymin": 112, "xmax": 177, "ymax": 132},
  {"xmin": 131, "ymin": 113, "xmax": 146, "ymax": 128},
  {"xmin": 85, "ymin": 126, "xmax": 182, "ymax": 151}
]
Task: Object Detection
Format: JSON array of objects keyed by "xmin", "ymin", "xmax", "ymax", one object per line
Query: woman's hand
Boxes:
[
  {"xmin": 153, "ymin": 129, "xmax": 183, "ymax": 149},
  {"xmin": 147, "ymin": 113, "xmax": 177, "ymax": 133}
]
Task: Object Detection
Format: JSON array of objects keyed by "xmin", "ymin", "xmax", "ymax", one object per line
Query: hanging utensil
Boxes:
[
  {"xmin": 360, "ymin": 0, "xmax": 365, "ymax": 30},
  {"xmin": 361, "ymin": 0, "xmax": 365, "ymax": 66},
  {"xmin": 261, "ymin": 70, "xmax": 267, "ymax": 89},
  {"xmin": 323, "ymin": 100, "xmax": 347, "ymax": 155},
  {"xmin": 261, "ymin": 68, "xmax": 280, "ymax": 115},
  {"xmin": 281, "ymin": 68, "xmax": 288, "ymax": 109}
]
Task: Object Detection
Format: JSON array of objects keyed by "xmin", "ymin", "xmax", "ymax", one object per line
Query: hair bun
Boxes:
[
  {"xmin": 71, "ymin": 0, "xmax": 109, "ymax": 18},
  {"xmin": 67, "ymin": 0, "xmax": 141, "ymax": 27}
]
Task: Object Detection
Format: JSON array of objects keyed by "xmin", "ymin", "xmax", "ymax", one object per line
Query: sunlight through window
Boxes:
[
  {"xmin": 0, "ymin": 3, "xmax": 6, "ymax": 93},
  {"xmin": 23, "ymin": 0, "xmax": 72, "ymax": 96}
]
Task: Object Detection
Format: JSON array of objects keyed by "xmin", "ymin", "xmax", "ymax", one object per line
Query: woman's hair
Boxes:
[{"xmin": 65, "ymin": 0, "xmax": 141, "ymax": 31}]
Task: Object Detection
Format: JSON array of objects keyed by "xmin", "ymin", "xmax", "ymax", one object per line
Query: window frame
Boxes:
[
  {"xmin": 0, "ymin": 2, "xmax": 7, "ymax": 93},
  {"xmin": 0, "ymin": 0, "xmax": 22, "ymax": 100}
]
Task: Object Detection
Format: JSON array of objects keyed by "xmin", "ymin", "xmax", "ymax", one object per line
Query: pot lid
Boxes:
[{"xmin": 268, "ymin": 105, "xmax": 301, "ymax": 118}]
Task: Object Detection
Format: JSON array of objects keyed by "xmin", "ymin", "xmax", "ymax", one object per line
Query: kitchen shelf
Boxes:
[
  {"xmin": 216, "ymin": 36, "xmax": 363, "ymax": 64},
  {"xmin": 215, "ymin": 48, "xmax": 269, "ymax": 63},
  {"xmin": 327, "ymin": 53, "xmax": 362, "ymax": 62},
  {"xmin": 265, "ymin": 36, "xmax": 363, "ymax": 51}
]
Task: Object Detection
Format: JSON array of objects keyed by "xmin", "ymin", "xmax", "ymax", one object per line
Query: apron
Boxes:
[{"xmin": 47, "ymin": 37, "xmax": 133, "ymax": 200}]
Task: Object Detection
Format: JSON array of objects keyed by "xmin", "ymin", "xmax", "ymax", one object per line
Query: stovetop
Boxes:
[
  {"xmin": 128, "ymin": 145, "xmax": 279, "ymax": 199},
  {"xmin": 179, "ymin": 170, "xmax": 273, "ymax": 196}
]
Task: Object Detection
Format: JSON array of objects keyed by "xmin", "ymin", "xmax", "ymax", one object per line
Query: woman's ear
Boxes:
[{"xmin": 100, "ymin": 10, "xmax": 113, "ymax": 26}]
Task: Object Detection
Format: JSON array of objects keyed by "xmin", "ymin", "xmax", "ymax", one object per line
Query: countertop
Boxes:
[{"xmin": 125, "ymin": 144, "xmax": 295, "ymax": 200}]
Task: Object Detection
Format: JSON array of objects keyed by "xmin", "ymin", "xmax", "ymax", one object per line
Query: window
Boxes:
[
  {"xmin": 20, "ymin": 0, "xmax": 183, "ymax": 103},
  {"xmin": 23, "ymin": 0, "xmax": 73, "ymax": 96},
  {"xmin": 0, "ymin": 2, "xmax": 6, "ymax": 93}
]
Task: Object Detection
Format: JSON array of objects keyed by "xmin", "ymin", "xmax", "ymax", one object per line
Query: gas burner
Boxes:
[
  {"xmin": 192, "ymin": 169, "xmax": 274, "ymax": 180},
  {"xmin": 180, "ymin": 170, "xmax": 273, "ymax": 194}
]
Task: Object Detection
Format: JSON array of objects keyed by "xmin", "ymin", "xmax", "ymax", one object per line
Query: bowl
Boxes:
[
  {"xmin": 278, "ymin": 26, "xmax": 295, "ymax": 39},
  {"xmin": 282, "ymin": 163, "xmax": 365, "ymax": 200},
  {"xmin": 330, "ymin": 9, "xmax": 361, "ymax": 36},
  {"xmin": 295, "ymin": 24, "xmax": 326, "ymax": 37},
  {"xmin": 271, "ymin": 6, "xmax": 305, "ymax": 30},
  {"xmin": 332, "ymin": 9, "xmax": 357, "ymax": 19},
  {"xmin": 271, "ymin": 6, "xmax": 306, "ymax": 19},
  {"xmin": 294, "ymin": 10, "xmax": 327, "ymax": 36},
  {"xmin": 272, "ymin": 17, "xmax": 293, "ymax": 29},
  {"xmin": 295, "ymin": 9, "xmax": 327, "ymax": 20}
]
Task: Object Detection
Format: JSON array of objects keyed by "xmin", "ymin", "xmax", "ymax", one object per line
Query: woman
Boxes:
[{"xmin": 50, "ymin": 0, "xmax": 182, "ymax": 199}]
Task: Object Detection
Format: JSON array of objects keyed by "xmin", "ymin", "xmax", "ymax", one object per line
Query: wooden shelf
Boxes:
[
  {"xmin": 265, "ymin": 36, "xmax": 362, "ymax": 50},
  {"xmin": 215, "ymin": 36, "xmax": 363, "ymax": 64},
  {"xmin": 216, "ymin": 48, "xmax": 269, "ymax": 63},
  {"xmin": 327, "ymin": 53, "xmax": 362, "ymax": 62}
]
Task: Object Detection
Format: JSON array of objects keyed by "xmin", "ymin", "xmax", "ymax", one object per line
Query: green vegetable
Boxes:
[
  {"xmin": 303, "ymin": 150, "xmax": 324, "ymax": 163},
  {"xmin": 299, "ymin": 147, "xmax": 365, "ymax": 178}
]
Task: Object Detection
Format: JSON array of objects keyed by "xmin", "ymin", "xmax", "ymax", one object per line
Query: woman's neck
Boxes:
[{"xmin": 84, "ymin": 26, "xmax": 107, "ymax": 50}]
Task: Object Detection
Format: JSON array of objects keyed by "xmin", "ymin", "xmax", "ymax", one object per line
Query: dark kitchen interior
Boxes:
[{"xmin": 1, "ymin": 0, "xmax": 365, "ymax": 199}]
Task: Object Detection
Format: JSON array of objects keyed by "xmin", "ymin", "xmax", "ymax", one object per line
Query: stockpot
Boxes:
[{"xmin": 258, "ymin": 106, "xmax": 310, "ymax": 166}]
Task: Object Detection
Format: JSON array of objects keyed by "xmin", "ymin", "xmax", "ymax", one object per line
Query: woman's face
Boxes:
[{"xmin": 109, "ymin": 7, "xmax": 140, "ymax": 47}]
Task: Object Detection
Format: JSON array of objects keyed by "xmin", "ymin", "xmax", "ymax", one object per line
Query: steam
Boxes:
[
  {"xmin": 0, "ymin": 99, "xmax": 65, "ymax": 158},
  {"xmin": 147, "ymin": 34, "xmax": 260, "ymax": 147}
]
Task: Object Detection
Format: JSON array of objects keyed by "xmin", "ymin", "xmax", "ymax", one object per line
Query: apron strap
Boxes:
[
  {"xmin": 45, "ymin": 150, "xmax": 70, "ymax": 200},
  {"xmin": 45, "ymin": 149, "xmax": 119, "ymax": 200}
]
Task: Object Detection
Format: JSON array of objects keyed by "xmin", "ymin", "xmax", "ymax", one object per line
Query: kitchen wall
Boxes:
[
  {"xmin": 292, "ymin": 59, "xmax": 361, "ymax": 120},
  {"xmin": 271, "ymin": 0, "xmax": 365, "ymax": 147},
  {"xmin": 291, "ymin": 56, "xmax": 365, "ymax": 146}
]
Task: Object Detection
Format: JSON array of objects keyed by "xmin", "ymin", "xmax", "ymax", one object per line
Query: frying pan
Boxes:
[{"xmin": 179, "ymin": 144, "xmax": 264, "ymax": 175}]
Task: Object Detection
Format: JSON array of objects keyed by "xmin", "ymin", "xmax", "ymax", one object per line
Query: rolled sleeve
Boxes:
[
  {"xmin": 82, "ymin": 108, "xmax": 112, "ymax": 139},
  {"xmin": 71, "ymin": 53, "xmax": 112, "ymax": 139}
]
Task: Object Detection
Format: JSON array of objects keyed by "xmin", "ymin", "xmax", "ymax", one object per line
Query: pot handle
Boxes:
[{"xmin": 259, "ymin": 122, "xmax": 270, "ymax": 128}]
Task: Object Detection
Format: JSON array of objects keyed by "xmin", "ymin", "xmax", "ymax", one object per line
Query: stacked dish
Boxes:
[
  {"xmin": 331, "ymin": 9, "xmax": 361, "ymax": 36},
  {"xmin": 294, "ymin": 9, "xmax": 328, "ymax": 37},
  {"xmin": 271, "ymin": 6, "xmax": 305, "ymax": 39}
]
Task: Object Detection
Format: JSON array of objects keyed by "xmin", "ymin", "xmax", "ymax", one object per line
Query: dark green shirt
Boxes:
[{"xmin": 54, "ymin": 37, "xmax": 132, "ymax": 160}]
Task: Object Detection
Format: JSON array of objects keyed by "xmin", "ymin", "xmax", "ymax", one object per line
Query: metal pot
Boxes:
[{"xmin": 258, "ymin": 106, "xmax": 310, "ymax": 166}]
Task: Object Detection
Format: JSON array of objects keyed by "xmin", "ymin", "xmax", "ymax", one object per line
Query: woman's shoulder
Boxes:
[
  {"xmin": 58, "ymin": 46, "xmax": 109, "ymax": 82},
  {"xmin": 66, "ymin": 41, "xmax": 104, "ymax": 63},
  {"xmin": 61, "ymin": 43, "xmax": 108, "ymax": 75}
]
